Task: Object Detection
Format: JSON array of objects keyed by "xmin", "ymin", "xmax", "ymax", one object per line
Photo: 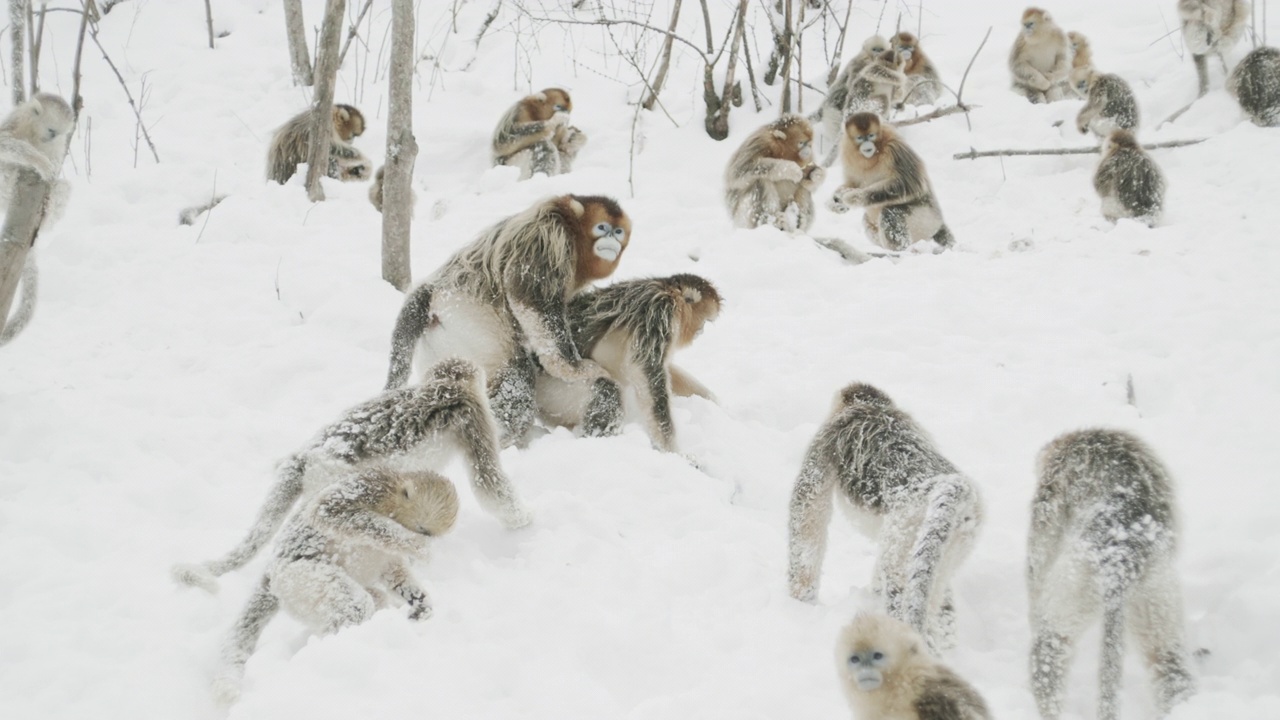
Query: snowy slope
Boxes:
[{"xmin": 1, "ymin": 1, "xmax": 1278, "ymax": 718}]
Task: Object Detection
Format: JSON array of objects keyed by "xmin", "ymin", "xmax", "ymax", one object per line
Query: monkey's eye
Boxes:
[
  {"xmin": 611, "ymin": 226, "xmax": 625, "ymax": 239},
  {"xmin": 848, "ymin": 654, "xmax": 861, "ymax": 665},
  {"xmin": 594, "ymin": 222, "xmax": 612, "ymax": 237},
  {"xmin": 1024, "ymin": 22, "xmax": 1035, "ymax": 30},
  {"xmin": 872, "ymin": 651, "xmax": 885, "ymax": 661},
  {"xmin": 554, "ymin": 104, "xmax": 567, "ymax": 111}
]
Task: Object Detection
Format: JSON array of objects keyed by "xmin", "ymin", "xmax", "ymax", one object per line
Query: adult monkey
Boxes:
[{"xmin": 385, "ymin": 194, "xmax": 631, "ymax": 446}]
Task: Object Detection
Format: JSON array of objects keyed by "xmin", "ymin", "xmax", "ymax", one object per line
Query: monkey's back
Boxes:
[
  {"xmin": 1095, "ymin": 147, "xmax": 1164, "ymax": 222},
  {"xmin": 1229, "ymin": 46, "xmax": 1280, "ymax": 127},
  {"xmin": 1037, "ymin": 429, "xmax": 1178, "ymax": 580},
  {"xmin": 825, "ymin": 405, "xmax": 959, "ymax": 513}
]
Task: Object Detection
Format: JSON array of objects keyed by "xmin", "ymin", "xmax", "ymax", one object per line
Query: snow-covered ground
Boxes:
[{"xmin": 2, "ymin": 0, "xmax": 1278, "ymax": 717}]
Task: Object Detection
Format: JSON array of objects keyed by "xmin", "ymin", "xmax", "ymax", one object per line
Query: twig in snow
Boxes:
[
  {"xmin": 953, "ymin": 137, "xmax": 1207, "ymax": 160},
  {"xmin": 88, "ymin": 22, "xmax": 160, "ymax": 163}
]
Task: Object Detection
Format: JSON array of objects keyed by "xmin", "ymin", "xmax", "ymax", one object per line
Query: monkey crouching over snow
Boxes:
[{"xmin": 211, "ymin": 467, "xmax": 459, "ymax": 704}]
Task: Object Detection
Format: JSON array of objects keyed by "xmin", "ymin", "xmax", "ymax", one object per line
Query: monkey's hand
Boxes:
[
  {"xmin": 408, "ymin": 603, "xmax": 433, "ymax": 621},
  {"xmin": 0, "ymin": 137, "xmax": 58, "ymax": 180},
  {"xmin": 548, "ymin": 111, "xmax": 571, "ymax": 128},
  {"xmin": 788, "ymin": 569, "xmax": 819, "ymax": 603},
  {"xmin": 827, "ymin": 193, "xmax": 853, "ymax": 214},
  {"xmin": 800, "ymin": 164, "xmax": 826, "ymax": 190},
  {"xmin": 834, "ymin": 187, "xmax": 868, "ymax": 206}
]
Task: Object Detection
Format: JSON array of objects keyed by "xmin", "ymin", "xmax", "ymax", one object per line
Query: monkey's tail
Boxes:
[
  {"xmin": 1098, "ymin": 588, "xmax": 1127, "ymax": 720},
  {"xmin": 902, "ymin": 474, "xmax": 980, "ymax": 636},
  {"xmin": 384, "ymin": 284, "xmax": 434, "ymax": 390},
  {"xmin": 0, "ymin": 257, "xmax": 38, "ymax": 347},
  {"xmin": 171, "ymin": 455, "xmax": 307, "ymax": 593},
  {"xmin": 211, "ymin": 576, "xmax": 279, "ymax": 706}
]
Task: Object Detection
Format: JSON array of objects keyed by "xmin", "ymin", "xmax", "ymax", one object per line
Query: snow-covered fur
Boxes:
[
  {"xmin": 1179, "ymin": 0, "xmax": 1250, "ymax": 95},
  {"xmin": 1229, "ymin": 46, "xmax": 1280, "ymax": 127},
  {"xmin": 212, "ymin": 467, "xmax": 459, "ymax": 705},
  {"xmin": 814, "ymin": 35, "xmax": 891, "ymax": 166},
  {"xmin": 1028, "ymin": 429, "xmax": 1195, "ymax": 720},
  {"xmin": 837, "ymin": 613, "xmax": 991, "ymax": 720},
  {"xmin": 171, "ymin": 359, "xmax": 531, "ymax": 593},
  {"xmin": 1093, "ymin": 130, "xmax": 1165, "ymax": 226},
  {"xmin": 787, "ymin": 383, "xmax": 983, "ymax": 653},
  {"xmin": 1076, "ymin": 73, "xmax": 1140, "ymax": 138},
  {"xmin": 724, "ymin": 114, "xmax": 826, "ymax": 233},
  {"xmin": 384, "ymin": 195, "xmax": 628, "ymax": 445},
  {"xmin": 534, "ymin": 274, "xmax": 721, "ymax": 453}
]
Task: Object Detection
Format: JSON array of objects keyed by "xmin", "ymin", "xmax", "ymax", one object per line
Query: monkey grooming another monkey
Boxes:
[
  {"xmin": 534, "ymin": 274, "xmax": 721, "ymax": 454},
  {"xmin": 491, "ymin": 88, "xmax": 586, "ymax": 180},
  {"xmin": 788, "ymin": 383, "xmax": 983, "ymax": 654},
  {"xmin": 1009, "ymin": 8, "xmax": 1071, "ymax": 103},
  {"xmin": 814, "ymin": 35, "xmax": 891, "ymax": 165},
  {"xmin": 385, "ymin": 195, "xmax": 630, "ymax": 447},
  {"xmin": 837, "ymin": 613, "xmax": 992, "ymax": 720},
  {"xmin": 829, "ymin": 113, "xmax": 954, "ymax": 251},
  {"xmin": 265, "ymin": 103, "xmax": 372, "ymax": 184},
  {"xmin": 1028, "ymin": 429, "xmax": 1196, "ymax": 720},
  {"xmin": 212, "ymin": 467, "xmax": 459, "ymax": 704}
]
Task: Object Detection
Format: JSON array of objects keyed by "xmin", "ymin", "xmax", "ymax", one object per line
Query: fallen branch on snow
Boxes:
[{"xmin": 953, "ymin": 137, "xmax": 1207, "ymax": 160}]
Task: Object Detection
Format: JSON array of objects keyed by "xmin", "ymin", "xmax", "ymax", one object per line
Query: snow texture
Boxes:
[{"xmin": 2, "ymin": 1, "xmax": 1280, "ymax": 719}]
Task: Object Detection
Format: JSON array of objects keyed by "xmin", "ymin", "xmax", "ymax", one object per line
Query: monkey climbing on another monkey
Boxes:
[{"xmin": 491, "ymin": 88, "xmax": 587, "ymax": 180}]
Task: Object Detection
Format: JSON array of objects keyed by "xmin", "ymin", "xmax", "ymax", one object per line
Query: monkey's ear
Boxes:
[
  {"xmin": 772, "ymin": 130, "xmax": 787, "ymax": 141},
  {"xmin": 567, "ymin": 197, "xmax": 585, "ymax": 217},
  {"xmin": 335, "ymin": 107, "xmax": 350, "ymax": 122},
  {"xmin": 534, "ymin": 91, "xmax": 548, "ymax": 102}
]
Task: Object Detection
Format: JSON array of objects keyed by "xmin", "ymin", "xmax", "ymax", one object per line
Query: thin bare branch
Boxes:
[
  {"xmin": 337, "ymin": 0, "xmax": 374, "ymax": 67},
  {"xmin": 88, "ymin": 24, "xmax": 160, "ymax": 163},
  {"xmin": 953, "ymin": 138, "xmax": 1207, "ymax": 160}
]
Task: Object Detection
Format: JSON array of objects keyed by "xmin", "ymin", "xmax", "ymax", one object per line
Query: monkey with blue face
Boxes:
[
  {"xmin": 385, "ymin": 195, "xmax": 631, "ymax": 447},
  {"xmin": 837, "ymin": 613, "xmax": 991, "ymax": 720}
]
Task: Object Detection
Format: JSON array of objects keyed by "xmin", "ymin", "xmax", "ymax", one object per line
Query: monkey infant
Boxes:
[
  {"xmin": 492, "ymin": 88, "xmax": 587, "ymax": 179},
  {"xmin": 837, "ymin": 613, "xmax": 991, "ymax": 720},
  {"xmin": 212, "ymin": 467, "xmax": 459, "ymax": 704}
]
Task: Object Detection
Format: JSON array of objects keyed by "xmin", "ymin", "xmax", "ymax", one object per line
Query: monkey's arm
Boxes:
[
  {"xmin": 1076, "ymin": 93, "xmax": 1102, "ymax": 133},
  {"xmin": 838, "ymin": 145, "xmax": 930, "ymax": 208},
  {"xmin": 787, "ymin": 439, "xmax": 838, "ymax": 601},
  {"xmin": 313, "ymin": 482, "xmax": 430, "ymax": 557},
  {"xmin": 733, "ymin": 157, "xmax": 806, "ymax": 186},
  {"xmin": 1092, "ymin": 158, "xmax": 1118, "ymax": 197},
  {"xmin": 1009, "ymin": 43, "xmax": 1052, "ymax": 90},
  {"xmin": 507, "ymin": 260, "xmax": 603, "ymax": 383},
  {"xmin": 0, "ymin": 136, "xmax": 57, "ymax": 179},
  {"xmin": 1026, "ymin": 480, "xmax": 1068, "ymax": 593},
  {"xmin": 385, "ymin": 284, "xmax": 435, "ymax": 389},
  {"xmin": 381, "ymin": 559, "xmax": 433, "ymax": 620},
  {"xmin": 669, "ymin": 365, "xmax": 716, "ymax": 401}
]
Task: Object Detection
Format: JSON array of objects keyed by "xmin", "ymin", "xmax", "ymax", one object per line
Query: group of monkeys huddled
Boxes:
[{"xmin": 190, "ymin": 3, "xmax": 1270, "ymax": 717}]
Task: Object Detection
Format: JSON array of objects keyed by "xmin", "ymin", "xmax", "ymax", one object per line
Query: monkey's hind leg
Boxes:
[
  {"xmin": 456, "ymin": 362, "xmax": 533, "ymax": 529},
  {"xmin": 1029, "ymin": 552, "xmax": 1100, "ymax": 720},
  {"xmin": 488, "ymin": 352, "xmax": 538, "ymax": 448},
  {"xmin": 582, "ymin": 376, "xmax": 624, "ymax": 439},
  {"xmin": 172, "ymin": 455, "xmax": 309, "ymax": 592},
  {"xmin": 876, "ymin": 205, "xmax": 913, "ymax": 251},
  {"xmin": 1130, "ymin": 564, "xmax": 1196, "ymax": 714},
  {"xmin": 901, "ymin": 474, "xmax": 981, "ymax": 652},
  {"xmin": 636, "ymin": 361, "xmax": 677, "ymax": 452},
  {"xmin": 1193, "ymin": 54, "xmax": 1210, "ymax": 97},
  {"xmin": 212, "ymin": 577, "xmax": 279, "ymax": 706},
  {"xmin": 385, "ymin": 284, "xmax": 436, "ymax": 390},
  {"xmin": 527, "ymin": 139, "xmax": 563, "ymax": 178},
  {"xmin": 931, "ymin": 224, "xmax": 955, "ymax": 249},
  {"xmin": 272, "ymin": 558, "xmax": 377, "ymax": 634}
]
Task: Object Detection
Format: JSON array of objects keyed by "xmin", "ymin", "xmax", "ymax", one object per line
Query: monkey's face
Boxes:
[
  {"xmin": 845, "ymin": 113, "xmax": 882, "ymax": 159},
  {"xmin": 864, "ymin": 35, "xmax": 889, "ymax": 56},
  {"xmin": 569, "ymin": 196, "xmax": 630, "ymax": 283},
  {"xmin": 673, "ymin": 277, "xmax": 722, "ymax": 346},
  {"xmin": 1022, "ymin": 9, "xmax": 1048, "ymax": 36},
  {"xmin": 1067, "ymin": 32, "xmax": 1085, "ymax": 52},
  {"xmin": 893, "ymin": 33, "xmax": 917, "ymax": 61},
  {"xmin": 844, "ymin": 647, "xmax": 890, "ymax": 691},
  {"xmin": 773, "ymin": 120, "xmax": 815, "ymax": 164},
  {"xmin": 543, "ymin": 88, "xmax": 573, "ymax": 115},
  {"xmin": 395, "ymin": 473, "xmax": 460, "ymax": 537}
]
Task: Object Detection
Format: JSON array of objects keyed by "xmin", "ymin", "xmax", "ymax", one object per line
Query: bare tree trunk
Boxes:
[
  {"xmin": 28, "ymin": 0, "xmax": 44, "ymax": 94},
  {"xmin": 282, "ymin": 0, "xmax": 313, "ymax": 86},
  {"xmin": 779, "ymin": 0, "xmax": 794, "ymax": 111},
  {"xmin": 304, "ymin": 0, "xmax": 345, "ymax": 202},
  {"xmin": 642, "ymin": 0, "xmax": 682, "ymax": 110},
  {"xmin": 381, "ymin": 0, "xmax": 416, "ymax": 291},
  {"xmin": 706, "ymin": 0, "xmax": 747, "ymax": 139},
  {"xmin": 204, "ymin": 0, "xmax": 215, "ymax": 49},
  {"xmin": 0, "ymin": 169, "xmax": 49, "ymax": 342},
  {"xmin": 10, "ymin": 0, "xmax": 28, "ymax": 105}
]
